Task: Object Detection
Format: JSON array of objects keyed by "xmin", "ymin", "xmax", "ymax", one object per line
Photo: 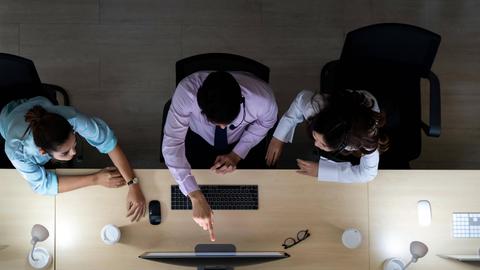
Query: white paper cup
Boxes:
[
  {"xmin": 101, "ymin": 224, "xmax": 121, "ymax": 245},
  {"xmin": 342, "ymin": 228, "xmax": 362, "ymax": 249}
]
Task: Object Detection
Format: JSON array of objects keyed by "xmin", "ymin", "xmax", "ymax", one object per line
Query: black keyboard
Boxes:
[{"xmin": 171, "ymin": 185, "xmax": 258, "ymax": 210}]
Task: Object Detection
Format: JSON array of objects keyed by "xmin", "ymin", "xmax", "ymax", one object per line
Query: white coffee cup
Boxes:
[
  {"xmin": 342, "ymin": 228, "xmax": 362, "ymax": 249},
  {"xmin": 101, "ymin": 224, "xmax": 121, "ymax": 245}
]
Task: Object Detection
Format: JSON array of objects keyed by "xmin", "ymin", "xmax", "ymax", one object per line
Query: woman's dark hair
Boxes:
[
  {"xmin": 308, "ymin": 90, "xmax": 389, "ymax": 155},
  {"xmin": 24, "ymin": 105, "xmax": 73, "ymax": 152},
  {"xmin": 197, "ymin": 71, "xmax": 243, "ymax": 124}
]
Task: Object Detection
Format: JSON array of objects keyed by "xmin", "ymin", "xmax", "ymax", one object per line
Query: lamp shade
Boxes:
[
  {"xmin": 384, "ymin": 241, "xmax": 429, "ymax": 270},
  {"xmin": 410, "ymin": 241, "xmax": 428, "ymax": 261},
  {"xmin": 31, "ymin": 224, "xmax": 49, "ymax": 243}
]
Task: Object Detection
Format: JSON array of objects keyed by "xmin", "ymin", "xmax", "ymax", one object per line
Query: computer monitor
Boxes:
[{"xmin": 139, "ymin": 244, "xmax": 290, "ymax": 270}]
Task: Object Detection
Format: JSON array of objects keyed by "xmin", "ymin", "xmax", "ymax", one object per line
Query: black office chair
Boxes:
[
  {"xmin": 0, "ymin": 53, "xmax": 70, "ymax": 168},
  {"xmin": 319, "ymin": 23, "xmax": 441, "ymax": 168},
  {"xmin": 160, "ymin": 53, "xmax": 272, "ymax": 167}
]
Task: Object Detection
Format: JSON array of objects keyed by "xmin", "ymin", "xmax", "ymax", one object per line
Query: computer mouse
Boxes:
[
  {"xmin": 149, "ymin": 200, "xmax": 161, "ymax": 225},
  {"xmin": 417, "ymin": 200, "xmax": 431, "ymax": 226}
]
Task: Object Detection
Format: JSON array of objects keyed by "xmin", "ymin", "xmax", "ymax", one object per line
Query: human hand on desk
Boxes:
[
  {"xmin": 210, "ymin": 152, "xmax": 241, "ymax": 175},
  {"xmin": 189, "ymin": 190, "xmax": 216, "ymax": 242},
  {"xmin": 296, "ymin": 159, "xmax": 319, "ymax": 177},
  {"xmin": 266, "ymin": 137, "xmax": 285, "ymax": 167},
  {"xmin": 94, "ymin": 167, "xmax": 126, "ymax": 188},
  {"xmin": 126, "ymin": 185, "xmax": 146, "ymax": 222}
]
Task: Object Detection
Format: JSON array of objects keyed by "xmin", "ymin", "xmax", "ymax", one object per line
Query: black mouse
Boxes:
[{"xmin": 149, "ymin": 200, "xmax": 161, "ymax": 225}]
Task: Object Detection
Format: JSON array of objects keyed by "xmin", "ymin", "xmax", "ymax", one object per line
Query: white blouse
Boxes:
[{"xmin": 273, "ymin": 90, "xmax": 380, "ymax": 183}]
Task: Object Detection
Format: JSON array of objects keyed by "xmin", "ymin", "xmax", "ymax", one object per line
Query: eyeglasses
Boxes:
[{"xmin": 282, "ymin": 229, "xmax": 310, "ymax": 249}]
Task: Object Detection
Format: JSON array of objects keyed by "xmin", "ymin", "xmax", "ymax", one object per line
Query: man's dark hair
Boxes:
[{"xmin": 197, "ymin": 71, "xmax": 243, "ymax": 124}]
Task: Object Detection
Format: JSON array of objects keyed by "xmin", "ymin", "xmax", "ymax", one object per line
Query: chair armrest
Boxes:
[
  {"xmin": 42, "ymin": 83, "xmax": 70, "ymax": 106},
  {"xmin": 421, "ymin": 71, "xmax": 441, "ymax": 137}
]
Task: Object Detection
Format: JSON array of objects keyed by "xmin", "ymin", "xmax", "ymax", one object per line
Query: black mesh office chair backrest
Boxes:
[
  {"xmin": 0, "ymin": 53, "xmax": 42, "ymax": 87},
  {"xmin": 0, "ymin": 53, "xmax": 70, "ymax": 168},
  {"xmin": 320, "ymin": 23, "xmax": 441, "ymax": 168},
  {"xmin": 0, "ymin": 53, "xmax": 67, "ymax": 106},
  {"xmin": 176, "ymin": 53, "xmax": 270, "ymax": 85},
  {"xmin": 0, "ymin": 53, "xmax": 45, "ymax": 106},
  {"xmin": 340, "ymin": 23, "xmax": 441, "ymax": 77}
]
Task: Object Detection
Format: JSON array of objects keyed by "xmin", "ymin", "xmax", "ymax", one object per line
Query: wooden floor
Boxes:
[{"xmin": 0, "ymin": 0, "xmax": 478, "ymax": 169}]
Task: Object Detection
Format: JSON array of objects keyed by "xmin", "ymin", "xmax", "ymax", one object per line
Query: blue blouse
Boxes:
[{"xmin": 0, "ymin": 96, "xmax": 117, "ymax": 195}]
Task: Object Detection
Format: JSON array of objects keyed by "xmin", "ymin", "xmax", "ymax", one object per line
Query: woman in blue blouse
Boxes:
[{"xmin": 0, "ymin": 96, "xmax": 146, "ymax": 222}]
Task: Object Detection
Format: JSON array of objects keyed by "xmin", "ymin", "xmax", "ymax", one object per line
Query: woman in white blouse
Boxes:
[{"xmin": 266, "ymin": 90, "xmax": 389, "ymax": 183}]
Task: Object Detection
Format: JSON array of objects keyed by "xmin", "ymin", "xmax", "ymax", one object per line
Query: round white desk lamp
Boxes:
[
  {"xmin": 383, "ymin": 241, "xmax": 429, "ymax": 270},
  {"xmin": 28, "ymin": 224, "xmax": 52, "ymax": 269}
]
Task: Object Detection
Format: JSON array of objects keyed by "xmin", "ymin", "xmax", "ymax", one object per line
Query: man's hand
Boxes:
[
  {"xmin": 126, "ymin": 184, "xmax": 146, "ymax": 222},
  {"xmin": 296, "ymin": 159, "xmax": 319, "ymax": 177},
  {"xmin": 210, "ymin": 152, "xmax": 241, "ymax": 175},
  {"xmin": 94, "ymin": 167, "xmax": 126, "ymax": 188},
  {"xmin": 190, "ymin": 190, "xmax": 215, "ymax": 241},
  {"xmin": 266, "ymin": 137, "xmax": 285, "ymax": 167}
]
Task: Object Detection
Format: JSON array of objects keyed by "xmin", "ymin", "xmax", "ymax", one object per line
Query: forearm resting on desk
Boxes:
[
  {"xmin": 57, "ymin": 173, "xmax": 97, "ymax": 193},
  {"xmin": 58, "ymin": 167, "xmax": 126, "ymax": 193}
]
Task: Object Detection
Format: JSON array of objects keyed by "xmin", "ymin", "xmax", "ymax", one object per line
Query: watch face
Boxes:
[{"xmin": 128, "ymin": 178, "xmax": 139, "ymax": 185}]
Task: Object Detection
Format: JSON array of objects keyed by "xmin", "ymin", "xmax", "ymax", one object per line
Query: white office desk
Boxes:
[
  {"xmin": 54, "ymin": 169, "xmax": 369, "ymax": 270},
  {"xmin": 369, "ymin": 170, "xmax": 480, "ymax": 270},
  {"xmin": 3, "ymin": 169, "xmax": 479, "ymax": 269},
  {"xmin": 0, "ymin": 169, "xmax": 55, "ymax": 270}
]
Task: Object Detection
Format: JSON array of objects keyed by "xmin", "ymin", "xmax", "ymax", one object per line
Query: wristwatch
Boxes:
[{"xmin": 127, "ymin": 177, "xmax": 139, "ymax": 186}]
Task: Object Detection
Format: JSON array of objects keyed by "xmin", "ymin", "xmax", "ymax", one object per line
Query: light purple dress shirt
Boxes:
[{"xmin": 162, "ymin": 71, "xmax": 278, "ymax": 195}]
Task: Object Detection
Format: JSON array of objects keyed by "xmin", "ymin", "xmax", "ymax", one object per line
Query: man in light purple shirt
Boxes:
[{"xmin": 162, "ymin": 71, "xmax": 277, "ymax": 241}]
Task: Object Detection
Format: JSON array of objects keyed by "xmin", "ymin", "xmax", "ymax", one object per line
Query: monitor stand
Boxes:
[{"xmin": 194, "ymin": 244, "xmax": 236, "ymax": 270}]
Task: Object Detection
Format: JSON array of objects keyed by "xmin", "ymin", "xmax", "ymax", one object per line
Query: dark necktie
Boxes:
[{"xmin": 214, "ymin": 126, "xmax": 228, "ymax": 152}]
